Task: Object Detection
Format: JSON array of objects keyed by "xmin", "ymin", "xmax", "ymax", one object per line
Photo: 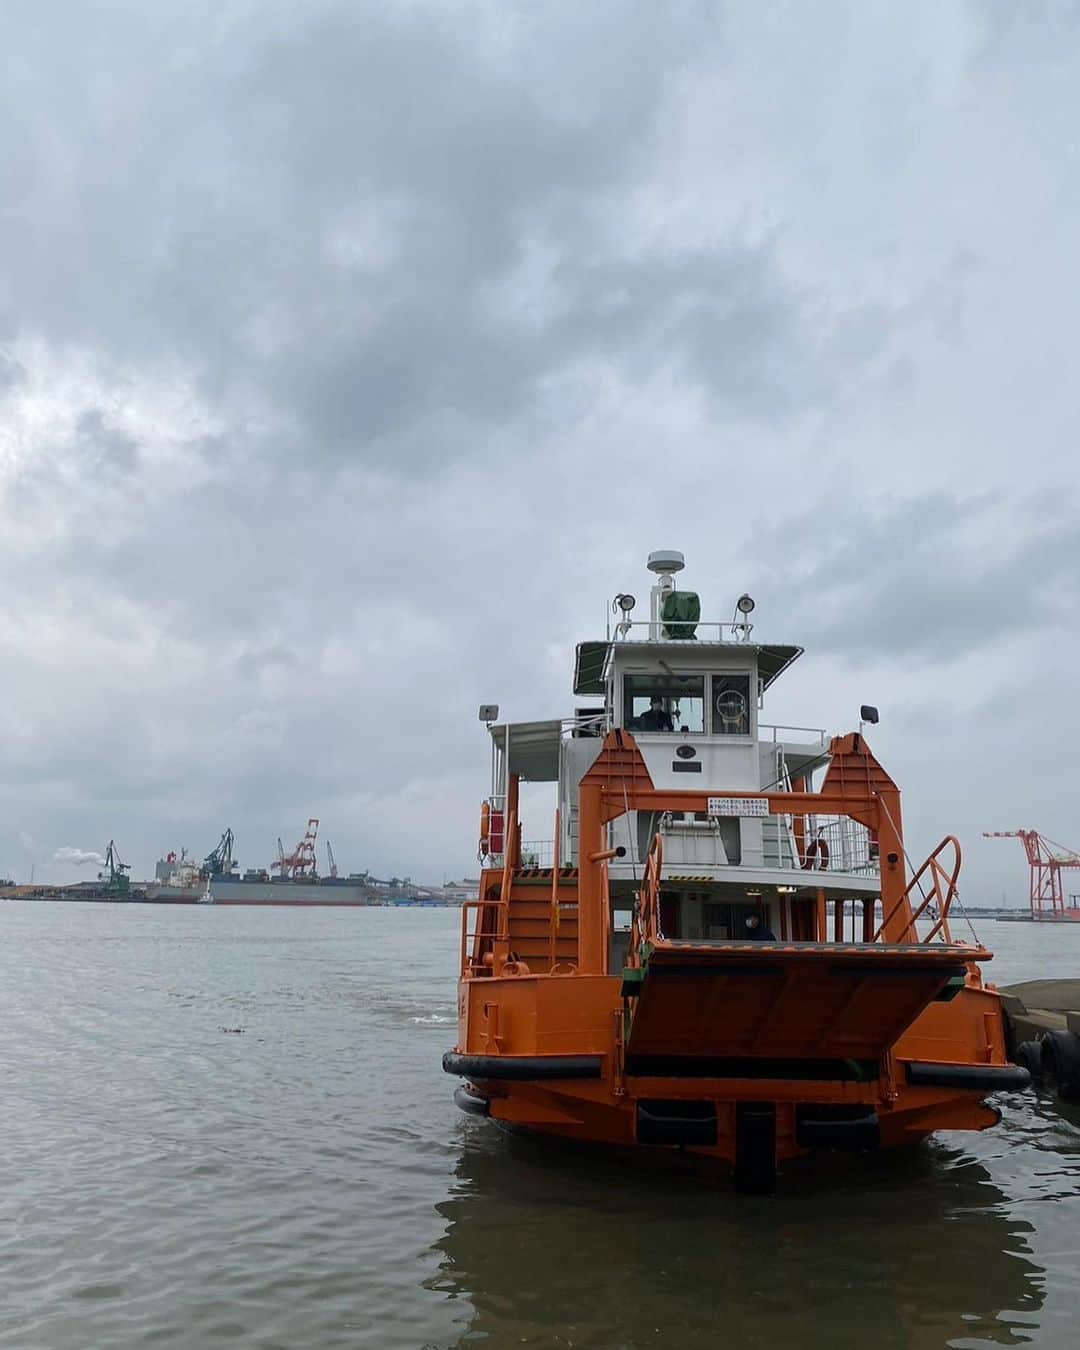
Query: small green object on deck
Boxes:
[{"xmin": 661, "ymin": 591, "xmax": 700, "ymax": 639}]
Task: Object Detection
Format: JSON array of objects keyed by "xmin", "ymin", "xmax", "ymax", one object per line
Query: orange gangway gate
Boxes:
[{"xmin": 623, "ymin": 940, "xmax": 972, "ymax": 1073}]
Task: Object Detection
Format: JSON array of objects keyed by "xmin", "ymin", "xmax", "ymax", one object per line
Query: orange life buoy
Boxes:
[
  {"xmin": 479, "ymin": 801, "xmax": 491, "ymax": 857},
  {"xmin": 803, "ymin": 837, "xmax": 830, "ymax": 871}
]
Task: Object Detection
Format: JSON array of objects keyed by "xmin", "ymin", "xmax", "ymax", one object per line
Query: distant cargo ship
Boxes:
[
  {"xmin": 145, "ymin": 848, "xmax": 207, "ymax": 902},
  {"xmin": 208, "ymin": 873, "xmax": 378, "ymax": 906},
  {"xmin": 201, "ymin": 819, "xmax": 431, "ymax": 905},
  {"xmin": 143, "ymin": 883, "xmax": 205, "ymax": 902}
]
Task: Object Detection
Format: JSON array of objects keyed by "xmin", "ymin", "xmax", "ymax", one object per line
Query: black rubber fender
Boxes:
[
  {"xmin": 734, "ymin": 1102, "xmax": 776, "ymax": 1196},
  {"xmin": 1014, "ymin": 1040, "xmax": 1044, "ymax": 1086},
  {"xmin": 442, "ymin": 1051, "xmax": 604, "ymax": 1081},
  {"xmin": 453, "ymin": 1084, "xmax": 491, "ymax": 1117},
  {"xmin": 1040, "ymin": 1030, "xmax": 1080, "ymax": 1100},
  {"xmin": 796, "ymin": 1105, "xmax": 880, "ymax": 1152},
  {"xmin": 905, "ymin": 1061, "xmax": 1031, "ymax": 1091}
]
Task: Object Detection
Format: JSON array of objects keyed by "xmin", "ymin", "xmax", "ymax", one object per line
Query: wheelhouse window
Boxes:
[
  {"xmin": 623, "ymin": 673, "xmax": 705, "ymax": 733},
  {"xmin": 711, "ymin": 674, "xmax": 751, "ymax": 736}
]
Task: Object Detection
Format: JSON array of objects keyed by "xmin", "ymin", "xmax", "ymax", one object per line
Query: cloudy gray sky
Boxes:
[{"xmin": 1, "ymin": 1, "xmax": 1076, "ymax": 903}]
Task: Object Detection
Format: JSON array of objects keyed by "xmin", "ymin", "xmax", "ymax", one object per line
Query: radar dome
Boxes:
[{"xmin": 646, "ymin": 550, "xmax": 685, "ymax": 575}]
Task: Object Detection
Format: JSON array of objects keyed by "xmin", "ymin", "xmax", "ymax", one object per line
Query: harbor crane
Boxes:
[
  {"xmin": 326, "ymin": 840, "xmax": 338, "ymax": 878},
  {"xmin": 203, "ymin": 828, "xmax": 235, "ymax": 877},
  {"xmin": 97, "ymin": 840, "xmax": 132, "ymax": 897},
  {"xmin": 273, "ymin": 818, "xmax": 320, "ymax": 879},
  {"xmin": 984, "ymin": 830, "xmax": 1080, "ymax": 920}
]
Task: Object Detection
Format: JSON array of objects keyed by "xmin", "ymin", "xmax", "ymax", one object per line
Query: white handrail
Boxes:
[
  {"xmin": 758, "ymin": 722, "xmax": 829, "ymax": 746},
  {"xmin": 611, "ymin": 620, "xmax": 752, "ymax": 642}
]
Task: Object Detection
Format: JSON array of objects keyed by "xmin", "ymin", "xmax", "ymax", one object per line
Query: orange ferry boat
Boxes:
[{"xmin": 444, "ymin": 551, "xmax": 1029, "ymax": 1190}]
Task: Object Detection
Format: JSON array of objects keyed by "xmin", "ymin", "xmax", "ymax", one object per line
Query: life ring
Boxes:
[
  {"xmin": 803, "ymin": 837, "xmax": 830, "ymax": 871},
  {"xmin": 479, "ymin": 801, "xmax": 491, "ymax": 857}
]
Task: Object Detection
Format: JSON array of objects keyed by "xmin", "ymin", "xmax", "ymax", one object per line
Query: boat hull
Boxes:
[
  {"xmin": 142, "ymin": 885, "xmax": 205, "ymax": 904},
  {"xmin": 445, "ymin": 1076, "xmax": 1009, "ymax": 1164},
  {"xmin": 211, "ymin": 896, "xmax": 372, "ymax": 906},
  {"xmin": 446, "ymin": 963, "xmax": 1024, "ymax": 1174},
  {"xmin": 210, "ymin": 881, "xmax": 371, "ymax": 905}
]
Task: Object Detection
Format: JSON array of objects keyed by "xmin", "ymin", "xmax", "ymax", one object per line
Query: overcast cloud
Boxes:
[{"xmin": 1, "ymin": 1, "xmax": 1077, "ymax": 905}]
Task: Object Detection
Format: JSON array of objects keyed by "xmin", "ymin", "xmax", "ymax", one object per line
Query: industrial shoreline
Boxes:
[
  {"xmin": 0, "ymin": 886, "xmax": 469, "ymax": 907},
  {"xmin": 0, "ymin": 819, "xmax": 475, "ymax": 907}
]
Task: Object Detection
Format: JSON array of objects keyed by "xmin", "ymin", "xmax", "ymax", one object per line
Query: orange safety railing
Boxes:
[
  {"xmin": 629, "ymin": 833, "xmax": 664, "ymax": 961},
  {"xmin": 462, "ymin": 808, "xmax": 523, "ymax": 973},
  {"xmin": 461, "ymin": 891, "xmax": 512, "ymax": 975},
  {"xmin": 873, "ymin": 835, "xmax": 961, "ymax": 945},
  {"xmin": 548, "ymin": 809, "xmax": 561, "ymax": 971},
  {"xmin": 460, "ymin": 899, "xmax": 485, "ymax": 975},
  {"xmin": 497, "ymin": 808, "xmax": 520, "ymax": 941}
]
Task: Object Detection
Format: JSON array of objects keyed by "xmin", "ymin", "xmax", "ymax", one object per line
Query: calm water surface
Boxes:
[{"xmin": 1, "ymin": 902, "xmax": 1078, "ymax": 1349}]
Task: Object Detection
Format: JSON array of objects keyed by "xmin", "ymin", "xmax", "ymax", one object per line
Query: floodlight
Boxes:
[
  {"xmin": 736, "ymin": 593, "xmax": 755, "ymax": 615},
  {"xmin": 615, "ymin": 593, "xmax": 636, "ymax": 613},
  {"xmin": 860, "ymin": 705, "xmax": 879, "ymax": 725},
  {"xmin": 478, "ymin": 704, "xmax": 499, "ymax": 723}
]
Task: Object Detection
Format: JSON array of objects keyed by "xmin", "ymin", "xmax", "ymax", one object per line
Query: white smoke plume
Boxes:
[{"xmin": 52, "ymin": 847, "xmax": 107, "ymax": 867}]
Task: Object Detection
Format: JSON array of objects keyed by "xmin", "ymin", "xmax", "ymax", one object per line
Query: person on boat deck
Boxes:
[
  {"xmin": 638, "ymin": 697, "xmax": 674, "ymax": 731},
  {"xmin": 744, "ymin": 912, "xmax": 777, "ymax": 941}
]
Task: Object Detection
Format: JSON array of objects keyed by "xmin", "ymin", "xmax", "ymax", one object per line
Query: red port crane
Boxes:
[
  {"xmin": 273, "ymin": 818, "xmax": 320, "ymax": 879},
  {"xmin": 984, "ymin": 830, "xmax": 1080, "ymax": 920}
]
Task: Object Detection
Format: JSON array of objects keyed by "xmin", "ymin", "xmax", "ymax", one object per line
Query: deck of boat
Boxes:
[{"xmin": 658, "ymin": 939, "xmax": 980, "ymax": 957}]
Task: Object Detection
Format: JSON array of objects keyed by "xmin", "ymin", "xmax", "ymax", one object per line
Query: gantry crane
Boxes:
[
  {"xmin": 984, "ymin": 830, "xmax": 1080, "ymax": 920},
  {"xmin": 273, "ymin": 818, "xmax": 320, "ymax": 879}
]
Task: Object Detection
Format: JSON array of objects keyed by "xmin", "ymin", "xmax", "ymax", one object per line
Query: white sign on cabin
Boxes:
[{"xmin": 707, "ymin": 796, "xmax": 770, "ymax": 818}]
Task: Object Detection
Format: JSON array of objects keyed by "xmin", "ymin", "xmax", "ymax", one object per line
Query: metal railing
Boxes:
[
  {"xmin": 759, "ymin": 722, "xmax": 830, "ymax": 747},
  {"xmin": 520, "ymin": 840, "xmax": 555, "ymax": 869},
  {"xmin": 874, "ymin": 836, "xmax": 962, "ymax": 945},
  {"xmin": 460, "ymin": 900, "xmax": 486, "ymax": 975},
  {"xmin": 570, "ymin": 712, "xmax": 608, "ymax": 736},
  {"xmin": 569, "ymin": 714, "xmax": 829, "ymax": 745},
  {"xmin": 567, "ymin": 714, "xmax": 831, "ymax": 744},
  {"xmin": 464, "ymin": 802, "xmax": 522, "ymax": 972},
  {"xmin": 629, "ymin": 832, "xmax": 665, "ymax": 960},
  {"xmin": 645, "ymin": 810, "xmax": 877, "ymax": 878},
  {"xmin": 610, "ymin": 620, "xmax": 754, "ymax": 643},
  {"xmin": 802, "ymin": 816, "xmax": 878, "ymax": 877}
]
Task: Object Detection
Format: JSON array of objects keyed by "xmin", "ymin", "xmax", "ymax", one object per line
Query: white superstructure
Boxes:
[{"xmin": 484, "ymin": 552, "xmax": 880, "ymax": 943}]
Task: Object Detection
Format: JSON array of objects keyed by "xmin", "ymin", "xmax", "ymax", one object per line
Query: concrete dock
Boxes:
[
  {"xmin": 1000, "ymin": 981, "xmax": 1080, "ymax": 1097},
  {"xmin": 1000, "ymin": 980, "xmax": 1080, "ymax": 1041}
]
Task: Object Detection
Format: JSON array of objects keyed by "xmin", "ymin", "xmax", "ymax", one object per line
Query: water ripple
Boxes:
[{"xmin": 3, "ymin": 904, "xmax": 1080, "ymax": 1347}]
